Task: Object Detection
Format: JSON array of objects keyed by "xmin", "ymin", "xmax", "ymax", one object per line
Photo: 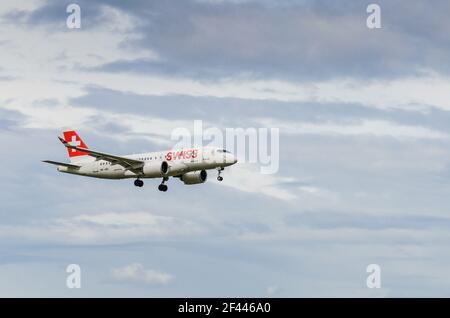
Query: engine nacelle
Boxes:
[
  {"xmin": 181, "ymin": 170, "xmax": 207, "ymax": 185},
  {"xmin": 166, "ymin": 161, "xmax": 188, "ymax": 176},
  {"xmin": 143, "ymin": 161, "xmax": 168, "ymax": 178},
  {"xmin": 143, "ymin": 161, "xmax": 188, "ymax": 178}
]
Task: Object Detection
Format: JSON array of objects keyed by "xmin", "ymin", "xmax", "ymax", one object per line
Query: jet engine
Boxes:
[
  {"xmin": 181, "ymin": 170, "xmax": 207, "ymax": 185},
  {"xmin": 143, "ymin": 161, "xmax": 188, "ymax": 178},
  {"xmin": 143, "ymin": 161, "xmax": 169, "ymax": 178},
  {"xmin": 166, "ymin": 161, "xmax": 188, "ymax": 176}
]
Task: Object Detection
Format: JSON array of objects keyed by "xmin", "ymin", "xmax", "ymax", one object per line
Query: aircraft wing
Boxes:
[
  {"xmin": 58, "ymin": 137, "xmax": 144, "ymax": 172},
  {"xmin": 42, "ymin": 160, "xmax": 80, "ymax": 169}
]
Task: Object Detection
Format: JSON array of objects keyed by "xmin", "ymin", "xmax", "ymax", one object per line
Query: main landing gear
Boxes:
[
  {"xmin": 134, "ymin": 179, "xmax": 144, "ymax": 187},
  {"xmin": 134, "ymin": 178, "xmax": 168, "ymax": 191},
  {"xmin": 217, "ymin": 167, "xmax": 224, "ymax": 181},
  {"xmin": 158, "ymin": 177, "xmax": 169, "ymax": 192}
]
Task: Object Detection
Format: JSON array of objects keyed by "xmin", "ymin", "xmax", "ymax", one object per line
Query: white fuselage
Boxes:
[{"xmin": 57, "ymin": 147, "xmax": 237, "ymax": 179}]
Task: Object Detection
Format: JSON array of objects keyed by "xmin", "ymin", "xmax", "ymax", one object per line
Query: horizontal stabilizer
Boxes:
[{"xmin": 42, "ymin": 160, "xmax": 80, "ymax": 169}]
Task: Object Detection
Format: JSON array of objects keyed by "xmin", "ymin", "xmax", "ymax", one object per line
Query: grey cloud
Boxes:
[
  {"xmin": 7, "ymin": 0, "xmax": 450, "ymax": 80},
  {"xmin": 0, "ymin": 108, "xmax": 25, "ymax": 131},
  {"xmin": 91, "ymin": 0, "xmax": 450, "ymax": 80},
  {"xmin": 72, "ymin": 86, "xmax": 450, "ymax": 137},
  {"xmin": 284, "ymin": 211, "xmax": 450, "ymax": 231},
  {"xmin": 5, "ymin": 1, "xmax": 105, "ymax": 29},
  {"xmin": 2, "ymin": 127, "xmax": 450, "ymax": 297},
  {"xmin": 3, "ymin": 0, "xmax": 450, "ymax": 297}
]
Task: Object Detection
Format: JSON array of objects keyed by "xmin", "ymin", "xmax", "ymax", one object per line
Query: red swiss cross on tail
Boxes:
[{"xmin": 62, "ymin": 130, "xmax": 89, "ymax": 159}]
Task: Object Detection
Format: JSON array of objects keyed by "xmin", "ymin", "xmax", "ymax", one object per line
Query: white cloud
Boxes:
[
  {"xmin": 298, "ymin": 186, "xmax": 322, "ymax": 195},
  {"xmin": 2, "ymin": 3, "xmax": 450, "ymax": 139},
  {"xmin": 0, "ymin": 4, "xmax": 155, "ymax": 72},
  {"xmin": 42, "ymin": 72, "xmax": 450, "ymax": 112},
  {"xmin": 257, "ymin": 118, "xmax": 449, "ymax": 140},
  {"xmin": 294, "ymin": 186, "xmax": 340, "ymax": 210},
  {"xmin": 265, "ymin": 285, "xmax": 280, "ymax": 296},
  {"xmin": 237, "ymin": 226, "xmax": 450, "ymax": 244},
  {"xmin": 2, "ymin": 2, "xmax": 450, "ymax": 298},
  {"xmin": 1, "ymin": 3, "xmax": 449, "ymax": 150},
  {"xmin": 0, "ymin": 1, "xmax": 45, "ymax": 16},
  {"xmin": 218, "ymin": 163, "xmax": 298, "ymax": 201},
  {"xmin": 111, "ymin": 263, "xmax": 174, "ymax": 285},
  {"xmin": 0, "ymin": 211, "xmax": 205, "ymax": 245},
  {"xmin": 0, "ymin": 3, "xmax": 156, "ymax": 130}
]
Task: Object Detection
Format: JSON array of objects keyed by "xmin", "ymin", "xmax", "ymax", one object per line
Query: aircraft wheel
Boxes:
[
  {"xmin": 158, "ymin": 184, "xmax": 168, "ymax": 192},
  {"xmin": 217, "ymin": 176, "xmax": 223, "ymax": 182},
  {"xmin": 134, "ymin": 179, "xmax": 144, "ymax": 187}
]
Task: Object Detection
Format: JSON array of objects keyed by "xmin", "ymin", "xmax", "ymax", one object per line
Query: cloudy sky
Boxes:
[{"xmin": 1, "ymin": 0, "xmax": 450, "ymax": 297}]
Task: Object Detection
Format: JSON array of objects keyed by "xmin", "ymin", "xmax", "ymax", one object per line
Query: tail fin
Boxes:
[{"xmin": 62, "ymin": 130, "xmax": 93, "ymax": 163}]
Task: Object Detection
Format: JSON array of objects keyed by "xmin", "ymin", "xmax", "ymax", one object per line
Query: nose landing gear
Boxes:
[
  {"xmin": 217, "ymin": 167, "xmax": 224, "ymax": 181},
  {"xmin": 158, "ymin": 177, "xmax": 169, "ymax": 192},
  {"xmin": 134, "ymin": 179, "xmax": 144, "ymax": 187}
]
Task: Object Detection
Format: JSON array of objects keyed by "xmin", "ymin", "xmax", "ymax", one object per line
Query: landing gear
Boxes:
[
  {"xmin": 158, "ymin": 184, "xmax": 168, "ymax": 192},
  {"xmin": 158, "ymin": 177, "xmax": 169, "ymax": 192},
  {"xmin": 217, "ymin": 167, "xmax": 224, "ymax": 181},
  {"xmin": 134, "ymin": 179, "xmax": 144, "ymax": 187}
]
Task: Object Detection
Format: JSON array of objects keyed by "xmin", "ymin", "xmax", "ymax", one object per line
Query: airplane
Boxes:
[{"xmin": 43, "ymin": 130, "xmax": 238, "ymax": 192}]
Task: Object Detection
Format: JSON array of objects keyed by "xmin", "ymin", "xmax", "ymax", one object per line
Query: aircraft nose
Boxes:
[{"xmin": 225, "ymin": 153, "xmax": 238, "ymax": 165}]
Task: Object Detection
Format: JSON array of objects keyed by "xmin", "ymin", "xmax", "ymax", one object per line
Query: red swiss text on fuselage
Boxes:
[{"xmin": 165, "ymin": 149, "xmax": 198, "ymax": 161}]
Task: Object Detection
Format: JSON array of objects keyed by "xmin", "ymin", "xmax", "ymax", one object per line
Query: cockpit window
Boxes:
[{"xmin": 217, "ymin": 149, "xmax": 231, "ymax": 153}]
